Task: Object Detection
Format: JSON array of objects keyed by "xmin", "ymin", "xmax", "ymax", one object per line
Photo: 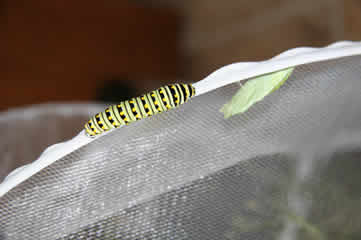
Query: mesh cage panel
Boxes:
[
  {"xmin": 1, "ymin": 56, "xmax": 361, "ymax": 239},
  {"xmin": 0, "ymin": 104, "xmax": 105, "ymax": 182}
]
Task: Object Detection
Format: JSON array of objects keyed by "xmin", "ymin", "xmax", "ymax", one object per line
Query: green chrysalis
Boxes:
[{"xmin": 220, "ymin": 68, "xmax": 294, "ymax": 119}]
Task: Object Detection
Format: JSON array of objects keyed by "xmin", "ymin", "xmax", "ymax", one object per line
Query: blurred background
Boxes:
[
  {"xmin": 0, "ymin": 0, "xmax": 360, "ymax": 111},
  {"xmin": 0, "ymin": 3, "xmax": 361, "ymax": 238}
]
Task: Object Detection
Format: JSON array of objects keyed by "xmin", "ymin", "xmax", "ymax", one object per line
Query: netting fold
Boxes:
[{"xmin": 0, "ymin": 52, "xmax": 361, "ymax": 240}]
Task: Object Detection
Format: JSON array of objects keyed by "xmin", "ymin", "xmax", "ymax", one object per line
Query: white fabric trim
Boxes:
[
  {"xmin": 193, "ymin": 41, "xmax": 361, "ymax": 95},
  {"xmin": 1, "ymin": 40, "xmax": 360, "ymax": 198}
]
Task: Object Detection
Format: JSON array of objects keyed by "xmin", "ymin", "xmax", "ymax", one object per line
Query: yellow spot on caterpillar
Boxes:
[{"xmin": 85, "ymin": 84, "xmax": 195, "ymax": 137}]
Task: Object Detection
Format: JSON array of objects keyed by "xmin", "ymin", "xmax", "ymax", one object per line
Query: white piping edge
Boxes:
[
  {"xmin": 0, "ymin": 40, "xmax": 360, "ymax": 198},
  {"xmin": 193, "ymin": 41, "xmax": 361, "ymax": 95}
]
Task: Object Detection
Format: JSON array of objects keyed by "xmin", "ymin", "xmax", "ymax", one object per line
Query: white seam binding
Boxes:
[{"xmin": 1, "ymin": 40, "xmax": 361, "ymax": 198}]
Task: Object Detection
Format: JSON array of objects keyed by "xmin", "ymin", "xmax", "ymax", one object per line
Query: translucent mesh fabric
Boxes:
[
  {"xmin": 0, "ymin": 104, "xmax": 105, "ymax": 182},
  {"xmin": 1, "ymin": 56, "xmax": 361, "ymax": 239}
]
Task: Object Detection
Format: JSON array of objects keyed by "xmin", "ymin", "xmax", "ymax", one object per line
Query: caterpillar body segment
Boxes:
[{"xmin": 85, "ymin": 83, "xmax": 196, "ymax": 137}]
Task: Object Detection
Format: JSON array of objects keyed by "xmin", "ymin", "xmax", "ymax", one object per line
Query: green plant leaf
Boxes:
[{"xmin": 220, "ymin": 68, "xmax": 294, "ymax": 119}]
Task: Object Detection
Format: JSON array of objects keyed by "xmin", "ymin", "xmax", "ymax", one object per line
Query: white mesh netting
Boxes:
[{"xmin": 0, "ymin": 47, "xmax": 361, "ymax": 239}]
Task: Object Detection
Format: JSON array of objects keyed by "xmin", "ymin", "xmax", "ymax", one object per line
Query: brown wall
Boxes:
[
  {"xmin": 345, "ymin": 0, "xmax": 361, "ymax": 40},
  {"xmin": 1, "ymin": 0, "xmax": 360, "ymax": 111},
  {"xmin": 0, "ymin": 0, "xmax": 181, "ymax": 111},
  {"xmin": 179, "ymin": 0, "xmax": 360, "ymax": 80}
]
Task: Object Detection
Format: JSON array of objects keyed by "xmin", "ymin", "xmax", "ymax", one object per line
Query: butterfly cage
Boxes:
[{"xmin": 0, "ymin": 41, "xmax": 361, "ymax": 240}]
